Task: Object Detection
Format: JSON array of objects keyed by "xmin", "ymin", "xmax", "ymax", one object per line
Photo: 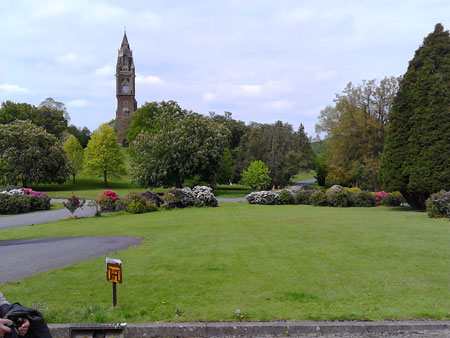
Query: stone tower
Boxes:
[{"xmin": 116, "ymin": 31, "xmax": 137, "ymax": 145}]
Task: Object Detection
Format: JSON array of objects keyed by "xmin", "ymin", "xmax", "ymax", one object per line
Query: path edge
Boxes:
[{"xmin": 49, "ymin": 320, "xmax": 450, "ymax": 337}]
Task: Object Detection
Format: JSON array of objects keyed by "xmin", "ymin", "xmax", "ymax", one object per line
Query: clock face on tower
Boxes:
[{"xmin": 121, "ymin": 85, "xmax": 130, "ymax": 94}]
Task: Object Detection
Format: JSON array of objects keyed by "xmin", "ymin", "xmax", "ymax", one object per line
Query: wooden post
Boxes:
[{"xmin": 113, "ymin": 282, "xmax": 117, "ymax": 307}]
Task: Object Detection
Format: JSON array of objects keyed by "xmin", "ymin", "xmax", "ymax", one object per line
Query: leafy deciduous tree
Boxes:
[
  {"xmin": 0, "ymin": 99, "xmax": 69, "ymax": 137},
  {"xmin": 0, "ymin": 120, "xmax": 68, "ymax": 186},
  {"xmin": 63, "ymin": 135, "xmax": 84, "ymax": 184},
  {"xmin": 130, "ymin": 107, "xmax": 229, "ymax": 188},
  {"xmin": 315, "ymin": 76, "xmax": 400, "ymax": 189},
  {"xmin": 84, "ymin": 124, "xmax": 126, "ymax": 187},
  {"xmin": 241, "ymin": 160, "xmax": 271, "ymax": 190},
  {"xmin": 67, "ymin": 125, "xmax": 91, "ymax": 148},
  {"xmin": 127, "ymin": 101, "xmax": 187, "ymax": 143}
]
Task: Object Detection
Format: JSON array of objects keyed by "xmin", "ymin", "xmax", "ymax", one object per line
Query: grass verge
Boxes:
[
  {"xmin": 0, "ymin": 203, "xmax": 449, "ymax": 322},
  {"xmin": 290, "ymin": 170, "xmax": 316, "ymax": 184}
]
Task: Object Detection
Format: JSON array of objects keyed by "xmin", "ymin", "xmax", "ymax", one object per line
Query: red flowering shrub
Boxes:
[
  {"xmin": 63, "ymin": 195, "xmax": 85, "ymax": 216},
  {"xmin": 373, "ymin": 191, "xmax": 390, "ymax": 205},
  {"xmin": 96, "ymin": 190, "xmax": 118, "ymax": 212}
]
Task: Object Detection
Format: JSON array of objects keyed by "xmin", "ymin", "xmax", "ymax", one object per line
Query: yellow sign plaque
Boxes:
[{"xmin": 106, "ymin": 258, "xmax": 122, "ymax": 284}]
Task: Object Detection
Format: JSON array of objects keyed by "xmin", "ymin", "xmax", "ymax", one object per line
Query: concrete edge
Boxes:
[{"xmin": 49, "ymin": 321, "xmax": 450, "ymax": 337}]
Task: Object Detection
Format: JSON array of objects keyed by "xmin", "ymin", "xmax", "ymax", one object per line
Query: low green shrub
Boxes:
[
  {"xmin": 0, "ymin": 194, "xmax": 50, "ymax": 214},
  {"xmin": 344, "ymin": 187, "xmax": 362, "ymax": 193},
  {"xmin": 310, "ymin": 191, "xmax": 328, "ymax": 206},
  {"xmin": 145, "ymin": 202, "xmax": 158, "ymax": 212},
  {"xmin": 327, "ymin": 189, "xmax": 351, "ymax": 207},
  {"xmin": 114, "ymin": 197, "xmax": 130, "ymax": 212},
  {"xmin": 295, "ymin": 189, "xmax": 314, "ymax": 205},
  {"xmin": 426, "ymin": 190, "xmax": 450, "ymax": 218},
  {"xmin": 351, "ymin": 191, "xmax": 376, "ymax": 207},
  {"xmin": 127, "ymin": 200, "xmax": 146, "ymax": 214},
  {"xmin": 381, "ymin": 192, "xmax": 405, "ymax": 207},
  {"xmin": 29, "ymin": 195, "xmax": 46, "ymax": 211},
  {"xmin": 160, "ymin": 204, "xmax": 171, "ymax": 211},
  {"xmin": 280, "ymin": 189, "xmax": 296, "ymax": 205}
]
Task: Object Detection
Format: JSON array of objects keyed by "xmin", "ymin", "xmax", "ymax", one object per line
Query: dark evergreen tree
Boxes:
[{"xmin": 381, "ymin": 23, "xmax": 450, "ymax": 208}]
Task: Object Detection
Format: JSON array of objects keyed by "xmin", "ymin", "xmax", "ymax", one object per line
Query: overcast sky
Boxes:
[{"xmin": 1, "ymin": 0, "xmax": 448, "ymax": 137}]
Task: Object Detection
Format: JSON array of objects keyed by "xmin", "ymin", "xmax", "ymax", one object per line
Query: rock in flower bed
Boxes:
[{"xmin": 0, "ymin": 187, "xmax": 51, "ymax": 214}]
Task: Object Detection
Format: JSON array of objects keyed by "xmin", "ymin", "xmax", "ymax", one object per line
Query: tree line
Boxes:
[
  {"xmin": 0, "ymin": 99, "xmax": 314, "ymax": 190},
  {"xmin": 315, "ymin": 23, "xmax": 450, "ymax": 208}
]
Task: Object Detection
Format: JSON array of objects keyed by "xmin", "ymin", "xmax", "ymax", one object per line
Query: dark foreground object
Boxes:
[{"xmin": 49, "ymin": 321, "xmax": 450, "ymax": 338}]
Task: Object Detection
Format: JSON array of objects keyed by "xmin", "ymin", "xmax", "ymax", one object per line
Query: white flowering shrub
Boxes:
[
  {"xmin": 180, "ymin": 187, "xmax": 196, "ymax": 207},
  {"xmin": 246, "ymin": 190, "xmax": 282, "ymax": 205},
  {"xmin": 0, "ymin": 189, "xmax": 24, "ymax": 196},
  {"xmin": 329, "ymin": 185, "xmax": 344, "ymax": 193},
  {"xmin": 192, "ymin": 186, "xmax": 218, "ymax": 207}
]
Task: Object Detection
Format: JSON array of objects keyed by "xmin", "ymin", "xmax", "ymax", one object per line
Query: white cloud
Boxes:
[
  {"xmin": 56, "ymin": 53, "xmax": 79, "ymax": 64},
  {"xmin": 68, "ymin": 99, "xmax": 90, "ymax": 108},
  {"xmin": 32, "ymin": 1, "xmax": 76, "ymax": 18},
  {"xmin": 212, "ymin": 83, "xmax": 262, "ymax": 99},
  {"xmin": 203, "ymin": 92, "xmax": 216, "ymax": 101},
  {"xmin": 261, "ymin": 100, "xmax": 294, "ymax": 111},
  {"xmin": 95, "ymin": 64, "xmax": 114, "ymax": 76},
  {"xmin": 314, "ymin": 70, "xmax": 336, "ymax": 81},
  {"xmin": 136, "ymin": 74, "xmax": 163, "ymax": 85},
  {"xmin": 55, "ymin": 53, "xmax": 93, "ymax": 68},
  {"xmin": 0, "ymin": 84, "xmax": 28, "ymax": 93}
]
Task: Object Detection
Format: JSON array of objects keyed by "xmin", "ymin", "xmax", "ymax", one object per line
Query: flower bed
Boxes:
[
  {"xmin": 0, "ymin": 187, "xmax": 51, "ymax": 214},
  {"xmin": 92, "ymin": 186, "xmax": 218, "ymax": 215},
  {"xmin": 245, "ymin": 185, "xmax": 406, "ymax": 209}
]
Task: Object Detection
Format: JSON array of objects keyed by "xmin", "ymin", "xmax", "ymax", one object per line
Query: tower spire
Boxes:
[{"xmin": 116, "ymin": 31, "xmax": 137, "ymax": 146}]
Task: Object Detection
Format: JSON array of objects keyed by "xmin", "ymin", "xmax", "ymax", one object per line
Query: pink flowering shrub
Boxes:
[
  {"xmin": 63, "ymin": 195, "xmax": 85, "ymax": 216},
  {"xmin": 373, "ymin": 191, "xmax": 390, "ymax": 205},
  {"xmin": 22, "ymin": 188, "xmax": 51, "ymax": 201},
  {"xmin": 96, "ymin": 190, "xmax": 118, "ymax": 212}
]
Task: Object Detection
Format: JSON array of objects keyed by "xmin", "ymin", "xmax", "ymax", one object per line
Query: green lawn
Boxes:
[
  {"xmin": 213, "ymin": 184, "xmax": 252, "ymax": 198},
  {"xmin": 290, "ymin": 170, "xmax": 316, "ymax": 184},
  {"xmin": 1, "ymin": 203, "xmax": 448, "ymax": 323}
]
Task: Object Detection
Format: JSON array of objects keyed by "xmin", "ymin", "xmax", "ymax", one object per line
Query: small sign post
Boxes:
[{"xmin": 106, "ymin": 258, "xmax": 122, "ymax": 307}]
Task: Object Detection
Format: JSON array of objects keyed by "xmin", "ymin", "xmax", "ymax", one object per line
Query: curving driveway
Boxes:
[
  {"xmin": 0, "ymin": 199, "xmax": 97, "ymax": 229},
  {"xmin": 0, "ymin": 236, "xmax": 141, "ymax": 284}
]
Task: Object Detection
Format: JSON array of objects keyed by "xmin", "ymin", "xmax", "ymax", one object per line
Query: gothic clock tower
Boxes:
[{"xmin": 116, "ymin": 31, "xmax": 137, "ymax": 145}]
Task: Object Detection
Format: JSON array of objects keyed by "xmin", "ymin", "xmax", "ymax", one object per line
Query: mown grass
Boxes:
[
  {"xmin": 0, "ymin": 203, "xmax": 449, "ymax": 322},
  {"xmin": 290, "ymin": 170, "xmax": 316, "ymax": 184}
]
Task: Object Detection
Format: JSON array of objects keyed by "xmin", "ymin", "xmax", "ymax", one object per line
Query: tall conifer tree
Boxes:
[{"xmin": 381, "ymin": 23, "xmax": 450, "ymax": 208}]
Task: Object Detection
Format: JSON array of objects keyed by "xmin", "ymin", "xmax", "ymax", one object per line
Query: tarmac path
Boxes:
[
  {"xmin": 0, "ymin": 199, "xmax": 97, "ymax": 229},
  {"xmin": 0, "ymin": 236, "xmax": 141, "ymax": 284}
]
